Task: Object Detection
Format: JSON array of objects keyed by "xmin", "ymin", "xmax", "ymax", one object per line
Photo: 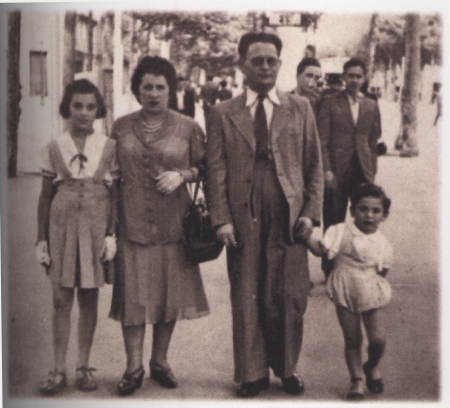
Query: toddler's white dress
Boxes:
[{"xmin": 323, "ymin": 222, "xmax": 393, "ymax": 313}]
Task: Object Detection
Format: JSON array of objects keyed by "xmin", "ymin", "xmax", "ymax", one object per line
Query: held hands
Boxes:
[
  {"xmin": 155, "ymin": 171, "xmax": 183, "ymax": 196},
  {"xmin": 101, "ymin": 236, "xmax": 117, "ymax": 262},
  {"xmin": 294, "ymin": 217, "xmax": 313, "ymax": 242},
  {"xmin": 35, "ymin": 241, "xmax": 51, "ymax": 267},
  {"xmin": 216, "ymin": 224, "xmax": 237, "ymax": 248}
]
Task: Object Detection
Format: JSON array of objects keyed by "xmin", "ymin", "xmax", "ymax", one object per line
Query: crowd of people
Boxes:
[{"xmin": 35, "ymin": 30, "xmax": 393, "ymax": 401}]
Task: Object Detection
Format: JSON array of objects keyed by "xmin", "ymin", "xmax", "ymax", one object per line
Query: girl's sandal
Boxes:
[
  {"xmin": 363, "ymin": 362, "xmax": 384, "ymax": 394},
  {"xmin": 345, "ymin": 377, "xmax": 364, "ymax": 401},
  {"xmin": 75, "ymin": 366, "xmax": 98, "ymax": 391},
  {"xmin": 39, "ymin": 370, "xmax": 67, "ymax": 395},
  {"xmin": 117, "ymin": 365, "xmax": 145, "ymax": 396}
]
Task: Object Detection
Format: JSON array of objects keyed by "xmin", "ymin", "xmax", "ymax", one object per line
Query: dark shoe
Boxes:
[
  {"xmin": 363, "ymin": 362, "xmax": 384, "ymax": 394},
  {"xmin": 257, "ymin": 376, "xmax": 270, "ymax": 390},
  {"xmin": 75, "ymin": 366, "xmax": 98, "ymax": 391},
  {"xmin": 346, "ymin": 377, "xmax": 364, "ymax": 401},
  {"xmin": 150, "ymin": 360, "xmax": 178, "ymax": 389},
  {"xmin": 236, "ymin": 376, "xmax": 270, "ymax": 398},
  {"xmin": 280, "ymin": 374, "xmax": 304, "ymax": 395},
  {"xmin": 117, "ymin": 366, "xmax": 145, "ymax": 396},
  {"xmin": 39, "ymin": 370, "xmax": 67, "ymax": 395}
]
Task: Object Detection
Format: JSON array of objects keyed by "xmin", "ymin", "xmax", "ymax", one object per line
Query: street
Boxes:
[{"xmin": 4, "ymin": 97, "xmax": 441, "ymax": 404}]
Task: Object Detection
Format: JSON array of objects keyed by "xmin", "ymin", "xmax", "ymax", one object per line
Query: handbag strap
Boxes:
[{"xmin": 192, "ymin": 177, "xmax": 201, "ymax": 203}]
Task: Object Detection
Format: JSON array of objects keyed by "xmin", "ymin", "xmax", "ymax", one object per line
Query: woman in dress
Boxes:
[
  {"xmin": 109, "ymin": 56, "xmax": 209, "ymax": 396},
  {"xmin": 36, "ymin": 79, "xmax": 119, "ymax": 394}
]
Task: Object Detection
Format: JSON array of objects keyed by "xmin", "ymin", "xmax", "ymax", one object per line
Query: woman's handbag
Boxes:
[{"xmin": 183, "ymin": 178, "xmax": 224, "ymax": 264}]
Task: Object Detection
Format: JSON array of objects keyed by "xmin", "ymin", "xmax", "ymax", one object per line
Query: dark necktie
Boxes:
[{"xmin": 254, "ymin": 94, "xmax": 269, "ymax": 161}]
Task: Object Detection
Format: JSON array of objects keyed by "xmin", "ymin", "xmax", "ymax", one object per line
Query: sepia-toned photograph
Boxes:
[{"xmin": 0, "ymin": 1, "xmax": 446, "ymax": 406}]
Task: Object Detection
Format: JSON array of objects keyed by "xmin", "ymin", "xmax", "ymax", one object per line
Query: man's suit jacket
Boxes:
[
  {"xmin": 317, "ymin": 90, "xmax": 381, "ymax": 181},
  {"xmin": 177, "ymin": 89, "xmax": 196, "ymax": 118},
  {"xmin": 206, "ymin": 91, "xmax": 323, "ymax": 243}
]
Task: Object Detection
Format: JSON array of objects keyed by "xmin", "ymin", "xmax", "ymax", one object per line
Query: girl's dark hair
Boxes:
[
  {"xmin": 350, "ymin": 182, "xmax": 391, "ymax": 216},
  {"xmin": 59, "ymin": 79, "xmax": 106, "ymax": 119},
  {"xmin": 130, "ymin": 56, "xmax": 178, "ymax": 110}
]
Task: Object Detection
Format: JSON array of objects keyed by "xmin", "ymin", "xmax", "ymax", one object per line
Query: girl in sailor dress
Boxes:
[
  {"xmin": 36, "ymin": 79, "xmax": 119, "ymax": 395},
  {"xmin": 302, "ymin": 182, "xmax": 393, "ymax": 401}
]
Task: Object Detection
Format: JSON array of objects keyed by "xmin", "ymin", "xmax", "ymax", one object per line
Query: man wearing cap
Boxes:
[
  {"xmin": 206, "ymin": 32, "xmax": 323, "ymax": 398},
  {"xmin": 321, "ymin": 73, "xmax": 343, "ymax": 97}
]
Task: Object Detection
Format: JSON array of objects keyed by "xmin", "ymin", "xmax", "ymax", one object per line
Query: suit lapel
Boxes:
[
  {"xmin": 355, "ymin": 96, "xmax": 368, "ymax": 129},
  {"xmin": 227, "ymin": 93, "xmax": 256, "ymax": 151},
  {"xmin": 338, "ymin": 91, "xmax": 356, "ymax": 128},
  {"xmin": 270, "ymin": 94, "xmax": 291, "ymax": 144}
]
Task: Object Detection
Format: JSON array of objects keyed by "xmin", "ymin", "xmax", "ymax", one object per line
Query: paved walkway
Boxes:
[{"xmin": 4, "ymin": 98, "xmax": 441, "ymax": 406}]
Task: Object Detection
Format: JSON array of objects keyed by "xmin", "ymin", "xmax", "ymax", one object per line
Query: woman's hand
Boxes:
[
  {"xmin": 155, "ymin": 171, "xmax": 183, "ymax": 195},
  {"xmin": 35, "ymin": 241, "xmax": 51, "ymax": 266},
  {"xmin": 101, "ymin": 236, "xmax": 117, "ymax": 262}
]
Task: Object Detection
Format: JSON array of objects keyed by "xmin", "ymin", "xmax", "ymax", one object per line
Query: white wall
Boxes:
[
  {"xmin": 276, "ymin": 26, "xmax": 307, "ymax": 92},
  {"xmin": 17, "ymin": 10, "xmax": 64, "ymax": 173}
]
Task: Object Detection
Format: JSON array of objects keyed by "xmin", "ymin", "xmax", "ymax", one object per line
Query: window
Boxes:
[
  {"xmin": 30, "ymin": 51, "xmax": 48, "ymax": 97},
  {"xmin": 74, "ymin": 14, "xmax": 96, "ymax": 73}
]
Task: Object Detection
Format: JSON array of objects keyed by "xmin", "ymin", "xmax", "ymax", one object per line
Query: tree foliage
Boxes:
[
  {"xmin": 129, "ymin": 11, "xmax": 254, "ymax": 76},
  {"xmin": 352, "ymin": 13, "xmax": 442, "ymax": 70},
  {"xmin": 128, "ymin": 11, "xmax": 322, "ymax": 78}
]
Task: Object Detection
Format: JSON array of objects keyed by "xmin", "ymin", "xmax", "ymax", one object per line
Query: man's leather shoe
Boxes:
[
  {"xmin": 237, "ymin": 376, "xmax": 270, "ymax": 398},
  {"xmin": 280, "ymin": 374, "xmax": 304, "ymax": 395}
]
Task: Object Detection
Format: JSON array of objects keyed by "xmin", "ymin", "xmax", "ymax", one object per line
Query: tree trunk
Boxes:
[
  {"xmin": 7, "ymin": 11, "xmax": 21, "ymax": 178},
  {"xmin": 367, "ymin": 13, "xmax": 378, "ymax": 82},
  {"xmin": 395, "ymin": 13, "xmax": 421, "ymax": 157}
]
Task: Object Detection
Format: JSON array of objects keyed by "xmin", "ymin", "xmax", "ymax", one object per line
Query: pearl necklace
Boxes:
[{"xmin": 142, "ymin": 121, "xmax": 163, "ymax": 133}]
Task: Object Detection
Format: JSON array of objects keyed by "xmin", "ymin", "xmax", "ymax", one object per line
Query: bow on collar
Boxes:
[{"xmin": 70, "ymin": 153, "xmax": 88, "ymax": 175}]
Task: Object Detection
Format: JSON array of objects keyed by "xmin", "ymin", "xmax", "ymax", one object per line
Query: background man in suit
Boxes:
[
  {"xmin": 206, "ymin": 32, "xmax": 323, "ymax": 398},
  {"xmin": 292, "ymin": 57, "xmax": 323, "ymax": 115},
  {"xmin": 200, "ymin": 75, "xmax": 219, "ymax": 129},
  {"xmin": 175, "ymin": 76, "xmax": 196, "ymax": 118},
  {"xmin": 317, "ymin": 58, "xmax": 381, "ymax": 278}
]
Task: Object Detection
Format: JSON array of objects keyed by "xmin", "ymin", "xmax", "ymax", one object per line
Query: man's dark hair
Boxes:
[
  {"xmin": 296, "ymin": 57, "xmax": 321, "ymax": 76},
  {"xmin": 343, "ymin": 58, "xmax": 367, "ymax": 74},
  {"xmin": 59, "ymin": 79, "xmax": 107, "ymax": 119},
  {"xmin": 350, "ymin": 182, "xmax": 391, "ymax": 216},
  {"xmin": 131, "ymin": 56, "xmax": 177, "ymax": 109},
  {"xmin": 238, "ymin": 32, "xmax": 283, "ymax": 59}
]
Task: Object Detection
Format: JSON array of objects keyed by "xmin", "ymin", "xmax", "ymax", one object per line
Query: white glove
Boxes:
[
  {"xmin": 101, "ymin": 236, "xmax": 117, "ymax": 262},
  {"xmin": 36, "ymin": 241, "xmax": 51, "ymax": 266}
]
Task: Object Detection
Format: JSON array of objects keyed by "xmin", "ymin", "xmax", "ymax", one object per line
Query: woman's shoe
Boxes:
[
  {"xmin": 39, "ymin": 370, "xmax": 67, "ymax": 395},
  {"xmin": 75, "ymin": 366, "xmax": 98, "ymax": 391},
  {"xmin": 363, "ymin": 362, "xmax": 384, "ymax": 394},
  {"xmin": 345, "ymin": 377, "xmax": 364, "ymax": 401},
  {"xmin": 117, "ymin": 366, "xmax": 145, "ymax": 396},
  {"xmin": 150, "ymin": 360, "xmax": 178, "ymax": 389}
]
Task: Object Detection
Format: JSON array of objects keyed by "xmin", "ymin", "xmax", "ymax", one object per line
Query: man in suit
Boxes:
[
  {"xmin": 291, "ymin": 57, "xmax": 323, "ymax": 115},
  {"xmin": 200, "ymin": 75, "xmax": 219, "ymax": 129},
  {"xmin": 206, "ymin": 32, "xmax": 323, "ymax": 398},
  {"xmin": 175, "ymin": 76, "xmax": 196, "ymax": 118},
  {"xmin": 317, "ymin": 58, "xmax": 381, "ymax": 276}
]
